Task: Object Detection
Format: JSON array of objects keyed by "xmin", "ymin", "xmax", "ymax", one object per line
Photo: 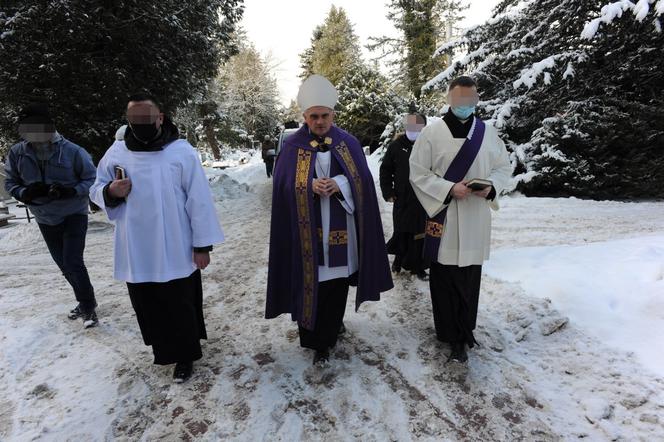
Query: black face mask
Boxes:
[{"xmin": 130, "ymin": 123, "xmax": 159, "ymax": 143}]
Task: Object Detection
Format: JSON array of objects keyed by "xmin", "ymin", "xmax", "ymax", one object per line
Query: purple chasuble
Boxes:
[
  {"xmin": 423, "ymin": 118, "xmax": 486, "ymax": 261},
  {"xmin": 266, "ymin": 125, "xmax": 393, "ymax": 330}
]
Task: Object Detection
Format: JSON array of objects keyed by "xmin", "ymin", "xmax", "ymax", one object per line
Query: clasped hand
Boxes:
[{"xmin": 312, "ymin": 178, "xmax": 340, "ymax": 197}]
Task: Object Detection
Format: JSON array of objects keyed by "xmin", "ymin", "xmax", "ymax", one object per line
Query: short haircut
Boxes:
[
  {"xmin": 127, "ymin": 93, "xmax": 162, "ymax": 110},
  {"xmin": 448, "ymin": 76, "xmax": 477, "ymax": 91}
]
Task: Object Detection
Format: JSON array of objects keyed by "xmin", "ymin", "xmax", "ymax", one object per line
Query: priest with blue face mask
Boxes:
[{"xmin": 409, "ymin": 76, "xmax": 512, "ymax": 363}]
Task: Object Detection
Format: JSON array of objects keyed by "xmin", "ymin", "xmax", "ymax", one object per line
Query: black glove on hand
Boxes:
[
  {"xmin": 21, "ymin": 182, "xmax": 50, "ymax": 202},
  {"xmin": 48, "ymin": 183, "xmax": 77, "ymax": 199}
]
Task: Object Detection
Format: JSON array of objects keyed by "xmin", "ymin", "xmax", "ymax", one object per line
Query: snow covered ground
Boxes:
[{"xmin": 1, "ymin": 153, "xmax": 663, "ymax": 440}]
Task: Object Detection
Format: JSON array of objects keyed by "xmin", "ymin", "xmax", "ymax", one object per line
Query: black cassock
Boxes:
[
  {"xmin": 127, "ymin": 270, "xmax": 207, "ymax": 365},
  {"xmin": 379, "ymin": 134, "xmax": 428, "ymax": 273}
]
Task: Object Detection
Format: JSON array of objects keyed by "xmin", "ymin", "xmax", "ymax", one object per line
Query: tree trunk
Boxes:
[{"xmin": 205, "ymin": 123, "xmax": 221, "ymax": 160}]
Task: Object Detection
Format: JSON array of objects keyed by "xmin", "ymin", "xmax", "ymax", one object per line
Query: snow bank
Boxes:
[
  {"xmin": 205, "ymin": 150, "xmax": 267, "ymax": 201},
  {"xmin": 486, "ymin": 235, "xmax": 664, "ymax": 377}
]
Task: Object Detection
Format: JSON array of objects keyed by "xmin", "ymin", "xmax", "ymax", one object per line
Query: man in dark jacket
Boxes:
[
  {"xmin": 261, "ymin": 135, "xmax": 276, "ymax": 178},
  {"xmin": 4, "ymin": 103, "xmax": 98, "ymax": 327},
  {"xmin": 379, "ymin": 113, "xmax": 429, "ymax": 280}
]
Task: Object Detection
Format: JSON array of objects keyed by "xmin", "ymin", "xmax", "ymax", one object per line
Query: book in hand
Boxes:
[{"xmin": 466, "ymin": 178, "xmax": 492, "ymax": 191}]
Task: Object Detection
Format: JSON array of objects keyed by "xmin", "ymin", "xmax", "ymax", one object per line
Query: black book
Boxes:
[{"xmin": 466, "ymin": 178, "xmax": 492, "ymax": 190}]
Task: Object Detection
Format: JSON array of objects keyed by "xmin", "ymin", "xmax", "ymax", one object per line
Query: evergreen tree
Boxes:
[
  {"xmin": 220, "ymin": 44, "xmax": 281, "ymax": 143},
  {"xmin": 0, "ymin": 0, "xmax": 244, "ymax": 160},
  {"xmin": 369, "ymin": 0, "xmax": 467, "ymax": 98},
  {"xmin": 299, "ymin": 26, "xmax": 324, "ymax": 80},
  {"xmin": 298, "ymin": 6, "xmax": 363, "ymax": 85},
  {"xmin": 335, "ymin": 64, "xmax": 407, "ymax": 149},
  {"xmin": 427, "ymin": 0, "xmax": 664, "ymax": 198},
  {"xmin": 281, "ymin": 100, "xmax": 304, "ymax": 125}
]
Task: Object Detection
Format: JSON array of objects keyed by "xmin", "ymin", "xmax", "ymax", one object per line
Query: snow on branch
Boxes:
[
  {"xmin": 582, "ymin": 0, "xmax": 663, "ymax": 39},
  {"xmin": 423, "ymin": 45, "xmax": 489, "ymax": 91},
  {"xmin": 433, "ymin": 38, "xmax": 468, "ymax": 57},
  {"xmin": 485, "ymin": 0, "xmax": 537, "ymax": 25},
  {"xmin": 513, "ymin": 54, "xmax": 572, "ymax": 90}
]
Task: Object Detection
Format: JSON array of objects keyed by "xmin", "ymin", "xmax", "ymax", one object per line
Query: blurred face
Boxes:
[
  {"xmin": 126, "ymin": 101, "xmax": 164, "ymax": 127},
  {"xmin": 303, "ymin": 106, "xmax": 334, "ymax": 137},
  {"xmin": 19, "ymin": 123, "xmax": 55, "ymax": 144},
  {"xmin": 447, "ymin": 86, "xmax": 479, "ymax": 108},
  {"xmin": 126, "ymin": 100, "xmax": 164, "ymax": 142},
  {"xmin": 404, "ymin": 114, "xmax": 426, "ymax": 132}
]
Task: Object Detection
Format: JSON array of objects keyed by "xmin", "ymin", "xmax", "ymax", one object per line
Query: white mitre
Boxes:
[{"xmin": 297, "ymin": 75, "xmax": 338, "ymax": 112}]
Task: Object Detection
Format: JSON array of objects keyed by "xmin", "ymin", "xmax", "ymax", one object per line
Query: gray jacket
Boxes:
[{"xmin": 4, "ymin": 135, "xmax": 96, "ymax": 225}]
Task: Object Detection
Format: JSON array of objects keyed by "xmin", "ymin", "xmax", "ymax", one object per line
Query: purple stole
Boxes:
[
  {"xmin": 314, "ymin": 154, "xmax": 349, "ymax": 268},
  {"xmin": 423, "ymin": 118, "xmax": 486, "ymax": 261}
]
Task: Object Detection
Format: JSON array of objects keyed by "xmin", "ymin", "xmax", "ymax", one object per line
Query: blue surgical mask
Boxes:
[
  {"xmin": 451, "ymin": 106, "xmax": 475, "ymax": 120},
  {"xmin": 405, "ymin": 130, "xmax": 421, "ymax": 141}
]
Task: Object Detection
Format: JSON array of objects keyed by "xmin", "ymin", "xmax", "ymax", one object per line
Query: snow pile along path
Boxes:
[{"xmin": 1, "ymin": 159, "xmax": 663, "ymax": 440}]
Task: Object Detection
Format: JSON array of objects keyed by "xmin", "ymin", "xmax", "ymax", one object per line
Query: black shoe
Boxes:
[
  {"xmin": 68, "ymin": 302, "xmax": 98, "ymax": 320},
  {"xmin": 391, "ymin": 262, "xmax": 401, "ymax": 274},
  {"xmin": 68, "ymin": 305, "xmax": 83, "ymax": 320},
  {"xmin": 415, "ymin": 270, "xmax": 429, "ymax": 281},
  {"xmin": 448, "ymin": 343, "xmax": 468, "ymax": 363},
  {"xmin": 313, "ymin": 349, "xmax": 330, "ymax": 365},
  {"xmin": 173, "ymin": 361, "xmax": 193, "ymax": 383},
  {"xmin": 338, "ymin": 322, "xmax": 346, "ymax": 336},
  {"xmin": 82, "ymin": 310, "xmax": 98, "ymax": 328}
]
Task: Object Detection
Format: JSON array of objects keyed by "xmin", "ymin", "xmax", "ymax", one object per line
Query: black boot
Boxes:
[
  {"xmin": 414, "ymin": 270, "xmax": 429, "ymax": 281},
  {"xmin": 173, "ymin": 361, "xmax": 194, "ymax": 383},
  {"xmin": 82, "ymin": 310, "xmax": 98, "ymax": 328},
  {"xmin": 391, "ymin": 261, "xmax": 401, "ymax": 274},
  {"xmin": 68, "ymin": 304, "xmax": 83, "ymax": 320},
  {"xmin": 313, "ymin": 348, "xmax": 330, "ymax": 365},
  {"xmin": 338, "ymin": 322, "xmax": 346, "ymax": 336},
  {"xmin": 448, "ymin": 342, "xmax": 468, "ymax": 363}
]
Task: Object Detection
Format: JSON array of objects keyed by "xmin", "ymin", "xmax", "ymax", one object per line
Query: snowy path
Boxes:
[{"xmin": 1, "ymin": 172, "xmax": 663, "ymax": 440}]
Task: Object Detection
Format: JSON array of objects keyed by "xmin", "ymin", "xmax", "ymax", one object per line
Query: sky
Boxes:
[{"xmin": 240, "ymin": 0, "xmax": 501, "ymax": 106}]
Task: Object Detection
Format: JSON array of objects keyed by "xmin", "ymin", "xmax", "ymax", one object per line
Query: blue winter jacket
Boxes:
[{"xmin": 4, "ymin": 135, "xmax": 96, "ymax": 225}]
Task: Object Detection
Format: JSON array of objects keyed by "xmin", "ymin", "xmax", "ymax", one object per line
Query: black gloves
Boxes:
[
  {"xmin": 47, "ymin": 183, "xmax": 77, "ymax": 199},
  {"xmin": 21, "ymin": 182, "xmax": 50, "ymax": 202}
]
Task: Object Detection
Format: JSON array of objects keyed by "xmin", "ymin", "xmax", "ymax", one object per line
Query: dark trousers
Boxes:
[
  {"xmin": 127, "ymin": 270, "xmax": 206, "ymax": 365},
  {"xmin": 299, "ymin": 277, "xmax": 350, "ymax": 351},
  {"xmin": 265, "ymin": 158, "xmax": 274, "ymax": 177},
  {"xmin": 387, "ymin": 231, "xmax": 427, "ymax": 273},
  {"xmin": 38, "ymin": 214, "xmax": 96, "ymax": 311},
  {"xmin": 429, "ymin": 262, "xmax": 482, "ymax": 347}
]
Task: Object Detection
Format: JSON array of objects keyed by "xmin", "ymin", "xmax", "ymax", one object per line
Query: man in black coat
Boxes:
[{"xmin": 380, "ymin": 113, "xmax": 429, "ymax": 280}]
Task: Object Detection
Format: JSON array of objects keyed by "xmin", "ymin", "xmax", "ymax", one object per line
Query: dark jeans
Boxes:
[
  {"xmin": 265, "ymin": 158, "xmax": 274, "ymax": 177},
  {"xmin": 38, "ymin": 214, "xmax": 96, "ymax": 311}
]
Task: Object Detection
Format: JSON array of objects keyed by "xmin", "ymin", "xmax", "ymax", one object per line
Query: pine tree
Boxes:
[
  {"xmin": 219, "ymin": 44, "xmax": 281, "ymax": 144},
  {"xmin": 427, "ymin": 0, "xmax": 664, "ymax": 198},
  {"xmin": 335, "ymin": 64, "xmax": 407, "ymax": 149},
  {"xmin": 369, "ymin": 0, "xmax": 467, "ymax": 99},
  {"xmin": 0, "ymin": 0, "xmax": 244, "ymax": 160},
  {"xmin": 298, "ymin": 6, "xmax": 363, "ymax": 85}
]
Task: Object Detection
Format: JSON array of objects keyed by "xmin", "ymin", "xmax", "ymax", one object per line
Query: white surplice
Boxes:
[
  {"xmin": 90, "ymin": 139, "xmax": 225, "ymax": 283},
  {"xmin": 315, "ymin": 151, "xmax": 359, "ymax": 282},
  {"xmin": 409, "ymin": 118, "xmax": 512, "ymax": 267}
]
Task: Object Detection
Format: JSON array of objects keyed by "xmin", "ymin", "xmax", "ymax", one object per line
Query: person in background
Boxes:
[
  {"xmin": 261, "ymin": 134, "xmax": 276, "ymax": 178},
  {"xmin": 4, "ymin": 102, "xmax": 98, "ymax": 327},
  {"xmin": 380, "ymin": 113, "xmax": 429, "ymax": 281}
]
